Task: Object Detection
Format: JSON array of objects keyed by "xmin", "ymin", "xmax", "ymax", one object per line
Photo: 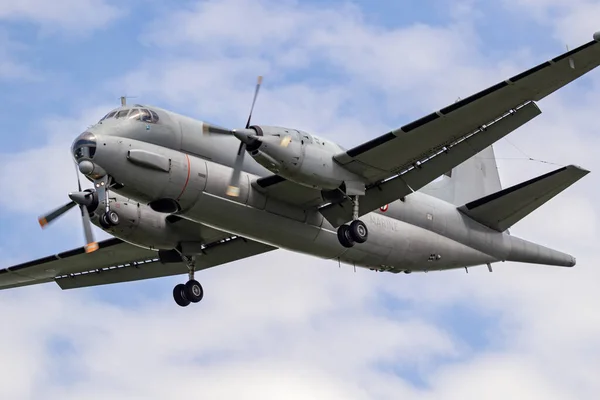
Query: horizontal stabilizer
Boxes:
[{"xmin": 458, "ymin": 165, "xmax": 589, "ymax": 232}]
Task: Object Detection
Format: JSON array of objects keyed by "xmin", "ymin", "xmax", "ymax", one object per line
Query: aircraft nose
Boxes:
[
  {"xmin": 72, "ymin": 132, "xmax": 107, "ymax": 179},
  {"xmin": 72, "ymin": 131, "xmax": 97, "ymax": 161}
]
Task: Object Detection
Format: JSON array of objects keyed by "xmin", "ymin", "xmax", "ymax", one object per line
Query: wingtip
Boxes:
[
  {"xmin": 594, "ymin": 31, "xmax": 600, "ymax": 42},
  {"xmin": 85, "ymin": 242, "xmax": 99, "ymax": 253},
  {"xmin": 566, "ymin": 164, "xmax": 591, "ymax": 175}
]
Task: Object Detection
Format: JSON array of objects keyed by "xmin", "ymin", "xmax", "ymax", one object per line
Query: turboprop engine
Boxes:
[
  {"xmin": 202, "ymin": 76, "xmax": 366, "ymax": 197},
  {"xmin": 36, "ymin": 169, "xmax": 212, "ymax": 253}
]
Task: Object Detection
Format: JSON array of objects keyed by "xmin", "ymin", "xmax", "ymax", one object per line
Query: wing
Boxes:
[
  {"xmin": 320, "ymin": 101, "xmax": 542, "ymax": 226},
  {"xmin": 0, "ymin": 234, "xmax": 275, "ymax": 291},
  {"xmin": 335, "ymin": 33, "xmax": 600, "ymax": 184}
]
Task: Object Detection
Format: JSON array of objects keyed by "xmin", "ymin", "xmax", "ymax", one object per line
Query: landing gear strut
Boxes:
[
  {"xmin": 337, "ymin": 195, "xmax": 369, "ymax": 248},
  {"xmin": 173, "ymin": 255, "xmax": 204, "ymax": 307},
  {"xmin": 94, "ymin": 175, "xmax": 121, "ymax": 229}
]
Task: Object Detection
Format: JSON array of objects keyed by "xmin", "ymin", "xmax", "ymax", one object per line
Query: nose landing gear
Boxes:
[
  {"xmin": 94, "ymin": 175, "xmax": 121, "ymax": 229},
  {"xmin": 99, "ymin": 210, "xmax": 120, "ymax": 229},
  {"xmin": 173, "ymin": 255, "xmax": 204, "ymax": 307}
]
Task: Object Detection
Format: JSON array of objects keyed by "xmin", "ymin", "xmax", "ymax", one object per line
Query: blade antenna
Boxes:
[{"xmin": 245, "ymin": 76, "xmax": 263, "ymax": 129}]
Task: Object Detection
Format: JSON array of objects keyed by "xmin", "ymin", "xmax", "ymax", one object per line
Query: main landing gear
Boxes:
[
  {"xmin": 337, "ymin": 195, "xmax": 369, "ymax": 248},
  {"xmin": 173, "ymin": 255, "xmax": 204, "ymax": 307}
]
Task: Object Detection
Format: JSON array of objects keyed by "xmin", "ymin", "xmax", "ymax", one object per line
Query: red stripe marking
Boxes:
[{"xmin": 176, "ymin": 154, "xmax": 191, "ymax": 200}]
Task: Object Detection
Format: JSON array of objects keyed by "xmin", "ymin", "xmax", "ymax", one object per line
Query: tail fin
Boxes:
[
  {"xmin": 419, "ymin": 145, "xmax": 502, "ymax": 206},
  {"xmin": 458, "ymin": 165, "xmax": 589, "ymax": 232}
]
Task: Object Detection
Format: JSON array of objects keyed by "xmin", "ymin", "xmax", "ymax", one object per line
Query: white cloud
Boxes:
[
  {"xmin": 501, "ymin": 0, "xmax": 600, "ymax": 44},
  {"xmin": 0, "ymin": 0, "xmax": 123, "ymax": 33},
  {"xmin": 2, "ymin": 0, "xmax": 600, "ymax": 399},
  {"xmin": 0, "ymin": 30, "xmax": 37, "ymax": 81}
]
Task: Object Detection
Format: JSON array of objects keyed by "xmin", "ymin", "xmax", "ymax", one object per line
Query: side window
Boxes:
[
  {"xmin": 150, "ymin": 110, "xmax": 159, "ymax": 123},
  {"xmin": 140, "ymin": 109, "xmax": 152, "ymax": 122},
  {"xmin": 129, "ymin": 109, "xmax": 141, "ymax": 120},
  {"xmin": 115, "ymin": 109, "xmax": 130, "ymax": 119}
]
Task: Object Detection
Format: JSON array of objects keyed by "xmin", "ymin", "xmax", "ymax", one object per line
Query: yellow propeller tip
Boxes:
[
  {"xmin": 226, "ymin": 186, "xmax": 240, "ymax": 197},
  {"xmin": 38, "ymin": 218, "xmax": 48, "ymax": 228},
  {"xmin": 85, "ymin": 242, "xmax": 99, "ymax": 253}
]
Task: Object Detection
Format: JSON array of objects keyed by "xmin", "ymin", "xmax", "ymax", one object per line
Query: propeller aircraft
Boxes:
[{"xmin": 2, "ymin": 32, "xmax": 600, "ymax": 307}]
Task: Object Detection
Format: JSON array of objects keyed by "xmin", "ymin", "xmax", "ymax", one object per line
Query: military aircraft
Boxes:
[{"xmin": 1, "ymin": 32, "xmax": 599, "ymax": 307}]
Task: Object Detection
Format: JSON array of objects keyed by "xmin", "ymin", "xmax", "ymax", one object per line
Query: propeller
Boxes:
[
  {"xmin": 38, "ymin": 166, "xmax": 99, "ymax": 253},
  {"xmin": 203, "ymin": 76, "xmax": 264, "ymax": 197}
]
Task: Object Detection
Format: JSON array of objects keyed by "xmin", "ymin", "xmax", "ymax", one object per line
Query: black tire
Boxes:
[
  {"xmin": 173, "ymin": 283, "xmax": 190, "ymax": 307},
  {"xmin": 349, "ymin": 220, "xmax": 368, "ymax": 243},
  {"xmin": 106, "ymin": 210, "xmax": 120, "ymax": 226},
  {"xmin": 337, "ymin": 225, "xmax": 355, "ymax": 248},
  {"xmin": 184, "ymin": 279, "xmax": 204, "ymax": 303},
  {"xmin": 99, "ymin": 213, "xmax": 111, "ymax": 229}
]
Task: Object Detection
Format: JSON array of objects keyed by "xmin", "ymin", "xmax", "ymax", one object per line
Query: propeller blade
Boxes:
[
  {"xmin": 245, "ymin": 76, "xmax": 263, "ymax": 129},
  {"xmin": 75, "ymin": 163, "xmax": 82, "ymax": 192},
  {"xmin": 38, "ymin": 201, "xmax": 77, "ymax": 228},
  {"xmin": 226, "ymin": 142, "xmax": 246, "ymax": 197},
  {"xmin": 80, "ymin": 204, "xmax": 98, "ymax": 253}
]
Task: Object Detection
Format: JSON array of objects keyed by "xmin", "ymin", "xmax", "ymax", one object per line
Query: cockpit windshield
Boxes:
[{"xmin": 98, "ymin": 106, "xmax": 159, "ymax": 124}]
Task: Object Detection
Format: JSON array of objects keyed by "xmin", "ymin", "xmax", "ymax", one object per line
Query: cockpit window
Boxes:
[
  {"xmin": 115, "ymin": 109, "xmax": 130, "ymax": 118},
  {"xmin": 139, "ymin": 109, "xmax": 151, "ymax": 122},
  {"xmin": 128, "ymin": 109, "xmax": 141, "ymax": 120},
  {"xmin": 97, "ymin": 106, "xmax": 160, "ymax": 124},
  {"xmin": 134, "ymin": 109, "xmax": 159, "ymax": 123}
]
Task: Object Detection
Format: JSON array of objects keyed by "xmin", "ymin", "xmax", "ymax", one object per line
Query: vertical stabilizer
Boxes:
[{"xmin": 419, "ymin": 145, "xmax": 502, "ymax": 206}]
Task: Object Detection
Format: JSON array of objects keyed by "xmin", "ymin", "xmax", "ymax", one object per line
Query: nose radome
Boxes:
[{"xmin": 72, "ymin": 131, "xmax": 97, "ymax": 161}]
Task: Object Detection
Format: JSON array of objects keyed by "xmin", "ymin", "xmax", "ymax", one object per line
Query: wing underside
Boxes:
[
  {"xmin": 0, "ymin": 234, "xmax": 276, "ymax": 291},
  {"xmin": 320, "ymin": 101, "xmax": 541, "ymax": 227}
]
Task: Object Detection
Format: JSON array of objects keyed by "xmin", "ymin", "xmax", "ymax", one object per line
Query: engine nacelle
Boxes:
[
  {"xmin": 90, "ymin": 191, "xmax": 212, "ymax": 251},
  {"xmin": 249, "ymin": 125, "xmax": 365, "ymax": 192}
]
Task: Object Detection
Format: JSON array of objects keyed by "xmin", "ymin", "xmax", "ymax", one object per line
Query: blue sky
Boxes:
[{"xmin": 1, "ymin": 0, "xmax": 600, "ymax": 398}]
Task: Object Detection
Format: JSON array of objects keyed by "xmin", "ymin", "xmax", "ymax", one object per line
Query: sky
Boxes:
[{"xmin": 0, "ymin": 0, "xmax": 600, "ymax": 398}]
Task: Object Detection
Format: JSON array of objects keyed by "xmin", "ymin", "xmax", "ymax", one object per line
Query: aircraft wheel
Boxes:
[
  {"xmin": 337, "ymin": 225, "xmax": 355, "ymax": 248},
  {"xmin": 349, "ymin": 220, "xmax": 368, "ymax": 243},
  {"xmin": 184, "ymin": 279, "xmax": 204, "ymax": 303},
  {"xmin": 173, "ymin": 283, "xmax": 190, "ymax": 307},
  {"xmin": 99, "ymin": 213, "xmax": 111, "ymax": 229},
  {"xmin": 106, "ymin": 210, "xmax": 120, "ymax": 226}
]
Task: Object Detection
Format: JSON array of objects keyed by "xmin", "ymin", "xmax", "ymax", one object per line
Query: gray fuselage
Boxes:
[{"xmin": 83, "ymin": 105, "xmax": 575, "ymax": 273}]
